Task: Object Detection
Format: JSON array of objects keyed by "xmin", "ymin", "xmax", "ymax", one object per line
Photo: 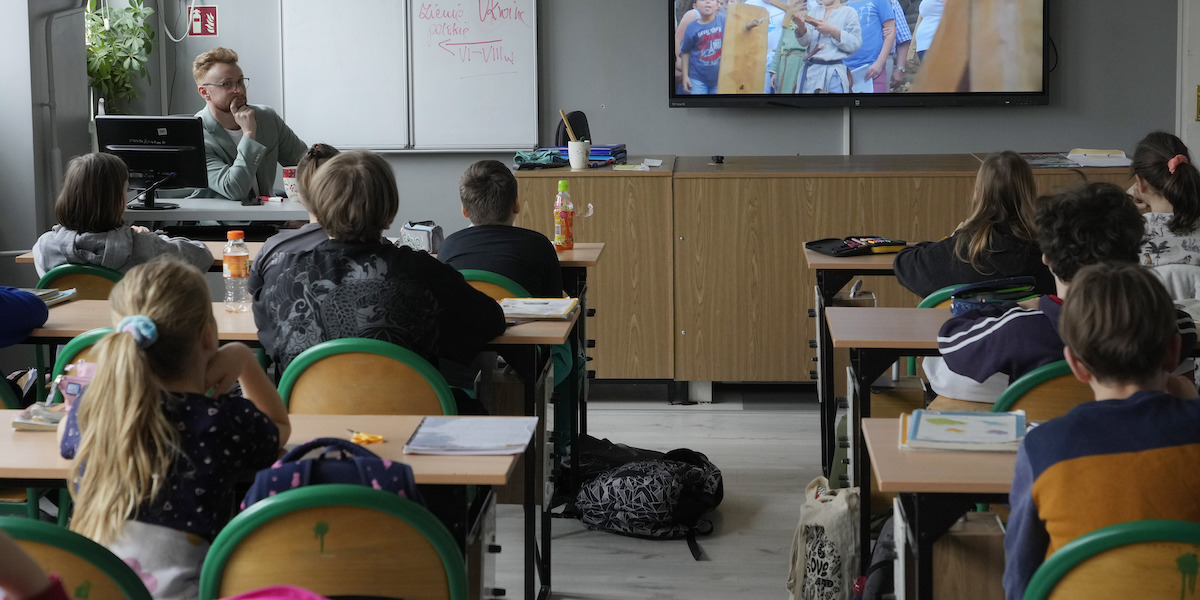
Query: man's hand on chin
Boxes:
[{"xmin": 230, "ymin": 98, "xmax": 257, "ymax": 139}]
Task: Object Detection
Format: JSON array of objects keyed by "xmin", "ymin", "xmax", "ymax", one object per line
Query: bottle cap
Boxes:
[
  {"xmin": 227, "ymin": 230, "xmax": 245, "ymax": 239},
  {"xmin": 558, "ymin": 180, "xmax": 569, "ymax": 192}
]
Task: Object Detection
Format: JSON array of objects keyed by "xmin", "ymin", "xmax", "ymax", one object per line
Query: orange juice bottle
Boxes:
[{"xmin": 553, "ymin": 180, "xmax": 574, "ymax": 251}]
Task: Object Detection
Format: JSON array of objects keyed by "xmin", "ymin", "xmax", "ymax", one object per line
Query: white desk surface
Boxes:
[{"xmin": 123, "ymin": 197, "xmax": 310, "ymax": 222}]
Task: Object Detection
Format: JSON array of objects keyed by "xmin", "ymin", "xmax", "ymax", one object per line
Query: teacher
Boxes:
[{"xmin": 193, "ymin": 47, "xmax": 307, "ymax": 201}]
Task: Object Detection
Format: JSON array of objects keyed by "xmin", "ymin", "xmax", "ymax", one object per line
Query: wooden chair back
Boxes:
[
  {"xmin": 992, "ymin": 360, "xmax": 1092, "ymax": 422},
  {"xmin": 199, "ymin": 485, "xmax": 468, "ymax": 600},
  {"xmin": 278, "ymin": 338, "xmax": 456, "ymax": 415},
  {"xmin": 36, "ymin": 264, "xmax": 123, "ymax": 300},
  {"xmin": 0, "ymin": 517, "xmax": 152, "ymax": 600},
  {"xmin": 1025, "ymin": 520, "xmax": 1200, "ymax": 600}
]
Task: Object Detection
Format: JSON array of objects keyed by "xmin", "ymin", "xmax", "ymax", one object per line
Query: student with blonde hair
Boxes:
[
  {"xmin": 32, "ymin": 153, "xmax": 211, "ymax": 277},
  {"xmin": 60, "ymin": 258, "xmax": 289, "ymax": 600},
  {"xmin": 894, "ymin": 150, "xmax": 1054, "ymax": 298},
  {"xmin": 252, "ymin": 150, "xmax": 505, "ymax": 412}
]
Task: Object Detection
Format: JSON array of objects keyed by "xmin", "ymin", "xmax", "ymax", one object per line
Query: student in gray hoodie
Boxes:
[{"xmin": 32, "ymin": 153, "xmax": 211, "ymax": 277}]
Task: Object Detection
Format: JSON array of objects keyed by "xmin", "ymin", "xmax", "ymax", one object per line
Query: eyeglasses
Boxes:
[{"xmin": 202, "ymin": 77, "xmax": 249, "ymax": 90}]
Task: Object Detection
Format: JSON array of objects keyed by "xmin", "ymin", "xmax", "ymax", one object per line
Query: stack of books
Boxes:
[
  {"xmin": 537, "ymin": 144, "xmax": 627, "ymax": 164},
  {"xmin": 19, "ymin": 288, "xmax": 77, "ymax": 308}
]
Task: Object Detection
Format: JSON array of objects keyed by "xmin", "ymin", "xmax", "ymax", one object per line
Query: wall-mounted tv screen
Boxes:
[{"xmin": 669, "ymin": 0, "xmax": 1048, "ymax": 108}]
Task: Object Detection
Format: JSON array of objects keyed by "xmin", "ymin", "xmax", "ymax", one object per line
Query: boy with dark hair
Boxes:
[
  {"xmin": 1003, "ymin": 262, "xmax": 1200, "ymax": 599},
  {"xmin": 438, "ymin": 160, "xmax": 563, "ymax": 298},
  {"xmin": 927, "ymin": 182, "xmax": 1196, "ymax": 404}
]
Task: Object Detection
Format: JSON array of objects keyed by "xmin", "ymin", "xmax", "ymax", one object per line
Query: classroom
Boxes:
[{"xmin": 0, "ymin": 0, "xmax": 1197, "ymax": 599}]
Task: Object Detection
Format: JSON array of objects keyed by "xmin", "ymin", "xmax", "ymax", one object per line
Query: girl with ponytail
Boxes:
[
  {"xmin": 58, "ymin": 257, "xmax": 289, "ymax": 600},
  {"xmin": 1130, "ymin": 131, "xmax": 1200, "ymax": 266}
]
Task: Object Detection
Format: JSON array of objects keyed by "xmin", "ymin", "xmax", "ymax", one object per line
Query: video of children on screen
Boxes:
[{"xmin": 673, "ymin": 0, "xmax": 1041, "ymax": 96}]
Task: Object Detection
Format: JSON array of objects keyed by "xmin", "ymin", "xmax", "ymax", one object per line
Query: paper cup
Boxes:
[
  {"xmin": 568, "ymin": 141, "xmax": 591, "ymax": 170},
  {"xmin": 282, "ymin": 166, "xmax": 299, "ymax": 198}
]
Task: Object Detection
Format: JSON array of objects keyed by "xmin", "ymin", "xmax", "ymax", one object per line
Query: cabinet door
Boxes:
[
  {"xmin": 673, "ymin": 173, "xmax": 974, "ymax": 382},
  {"xmin": 516, "ymin": 172, "xmax": 674, "ymax": 379}
]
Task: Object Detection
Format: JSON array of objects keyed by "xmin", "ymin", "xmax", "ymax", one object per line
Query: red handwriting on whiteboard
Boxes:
[
  {"xmin": 417, "ymin": 2, "xmax": 465, "ymax": 21},
  {"xmin": 437, "ymin": 39, "xmax": 516, "ymax": 64},
  {"xmin": 479, "ymin": 0, "xmax": 527, "ymax": 26}
]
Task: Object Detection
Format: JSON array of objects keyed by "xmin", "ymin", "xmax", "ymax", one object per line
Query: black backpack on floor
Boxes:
[{"xmin": 574, "ymin": 446, "xmax": 724, "ymax": 559}]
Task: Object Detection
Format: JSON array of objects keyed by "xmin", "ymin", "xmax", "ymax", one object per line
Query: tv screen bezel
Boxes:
[{"xmin": 667, "ymin": 0, "xmax": 1050, "ymax": 109}]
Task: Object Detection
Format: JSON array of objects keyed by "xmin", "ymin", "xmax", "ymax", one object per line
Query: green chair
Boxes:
[
  {"xmin": 34, "ymin": 265, "xmax": 122, "ymax": 403},
  {"xmin": 199, "ymin": 485, "xmax": 468, "ymax": 600},
  {"xmin": 992, "ymin": 360, "xmax": 1091, "ymax": 423},
  {"xmin": 36, "ymin": 264, "xmax": 123, "ymax": 301},
  {"xmin": 907, "ymin": 284, "xmax": 966, "ymax": 376},
  {"xmin": 1024, "ymin": 520, "xmax": 1200, "ymax": 600},
  {"xmin": 0, "ymin": 517, "xmax": 153, "ymax": 600},
  {"xmin": 459, "ymin": 268, "xmax": 531, "ymax": 300},
  {"xmin": 278, "ymin": 338, "xmax": 456, "ymax": 415}
]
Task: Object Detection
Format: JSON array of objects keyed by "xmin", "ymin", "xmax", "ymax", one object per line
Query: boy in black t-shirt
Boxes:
[{"xmin": 439, "ymin": 160, "xmax": 563, "ymax": 299}]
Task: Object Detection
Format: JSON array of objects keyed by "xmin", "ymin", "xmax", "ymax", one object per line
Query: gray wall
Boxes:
[
  {"xmin": 6, "ymin": 0, "xmax": 1182, "ymax": 254},
  {"xmin": 154, "ymin": 0, "xmax": 1175, "ymax": 235}
]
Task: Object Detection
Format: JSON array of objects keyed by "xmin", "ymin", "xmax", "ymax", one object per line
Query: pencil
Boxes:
[{"xmin": 559, "ymin": 109, "xmax": 578, "ymax": 142}]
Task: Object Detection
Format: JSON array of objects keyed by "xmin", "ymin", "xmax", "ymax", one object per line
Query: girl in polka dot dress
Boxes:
[{"xmin": 58, "ymin": 257, "xmax": 291, "ymax": 600}]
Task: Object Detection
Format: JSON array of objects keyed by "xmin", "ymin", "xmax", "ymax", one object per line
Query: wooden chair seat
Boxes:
[
  {"xmin": 0, "ymin": 517, "xmax": 152, "ymax": 600},
  {"xmin": 199, "ymin": 485, "xmax": 468, "ymax": 600},
  {"xmin": 1025, "ymin": 520, "xmax": 1200, "ymax": 600},
  {"xmin": 278, "ymin": 338, "xmax": 456, "ymax": 415},
  {"xmin": 992, "ymin": 360, "xmax": 1092, "ymax": 423}
]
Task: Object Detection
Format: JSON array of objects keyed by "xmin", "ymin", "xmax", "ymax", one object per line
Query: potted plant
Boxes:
[{"xmin": 85, "ymin": 0, "xmax": 155, "ymax": 114}]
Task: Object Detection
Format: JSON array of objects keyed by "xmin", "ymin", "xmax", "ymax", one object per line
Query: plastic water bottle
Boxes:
[
  {"xmin": 223, "ymin": 230, "xmax": 250, "ymax": 313},
  {"xmin": 553, "ymin": 180, "xmax": 574, "ymax": 251}
]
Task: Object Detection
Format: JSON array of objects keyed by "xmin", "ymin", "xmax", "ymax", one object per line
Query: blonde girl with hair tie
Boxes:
[{"xmin": 58, "ymin": 257, "xmax": 289, "ymax": 600}]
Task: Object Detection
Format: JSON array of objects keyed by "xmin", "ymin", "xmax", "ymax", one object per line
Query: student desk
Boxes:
[
  {"xmin": 863, "ymin": 418, "xmax": 1011, "ymax": 600},
  {"xmin": 0, "ymin": 411, "xmax": 518, "ymax": 487},
  {"xmin": 14, "ymin": 241, "xmax": 267, "ymax": 273},
  {"xmin": 17, "ymin": 242, "xmax": 601, "ymax": 277},
  {"xmin": 121, "ymin": 197, "xmax": 310, "ymax": 222},
  {"xmin": 0, "ymin": 411, "xmax": 519, "ymax": 598},
  {"xmin": 803, "ymin": 248, "xmax": 899, "ymax": 476},
  {"xmin": 826, "ymin": 306, "xmax": 948, "ymax": 576}
]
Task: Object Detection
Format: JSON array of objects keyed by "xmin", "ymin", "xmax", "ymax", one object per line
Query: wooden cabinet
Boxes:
[
  {"xmin": 515, "ymin": 158, "xmax": 676, "ymax": 379},
  {"xmin": 673, "ymin": 155, "xmax": 979, "ymax": 381},
  {"xmin": 518, "ymin": 154, "xmax": 1130, "ymax": 383}
]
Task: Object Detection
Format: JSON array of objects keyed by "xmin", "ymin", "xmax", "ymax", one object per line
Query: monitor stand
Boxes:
[{"xmin": 126, "ymin": 187, "xmax": 178, "ymax": 210}]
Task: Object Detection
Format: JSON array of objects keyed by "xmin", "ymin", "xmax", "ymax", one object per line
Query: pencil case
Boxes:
[{"xmin": 805, "ymin": 236, "xmax": 907, "ymax": 257}]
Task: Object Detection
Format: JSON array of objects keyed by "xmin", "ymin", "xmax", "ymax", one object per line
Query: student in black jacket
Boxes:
[{"xmin": 893, "ymin": 151, "xmax": 1054, "ymax": 299}]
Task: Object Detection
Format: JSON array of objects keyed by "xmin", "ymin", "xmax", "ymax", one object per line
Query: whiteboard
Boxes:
[
  {"xmin": 281, "ymin": 0, "xmax": 409, "ymax": 150},
  {"xmin": 409, "ymin": 0, "xmax": 538, "ymax": 149},
  {"xmin": 280, "ymin": 0, "xmax": 537, "ymax": 151}
]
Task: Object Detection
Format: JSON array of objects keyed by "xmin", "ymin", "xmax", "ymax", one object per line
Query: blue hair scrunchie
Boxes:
[{"xmin": 117, "ymin": 315, "xmax": 158, "ymax": 349}]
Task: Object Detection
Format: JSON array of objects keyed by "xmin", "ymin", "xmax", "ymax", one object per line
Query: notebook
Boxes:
[{"xmin": 899, "ymin": 410, "xmax": 1026, "ymax": 452}]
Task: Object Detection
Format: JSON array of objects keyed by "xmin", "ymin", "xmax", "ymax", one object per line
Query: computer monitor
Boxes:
[{"xmin": 94, "ymin": 115, "xmax": 208, "ymax": 210}]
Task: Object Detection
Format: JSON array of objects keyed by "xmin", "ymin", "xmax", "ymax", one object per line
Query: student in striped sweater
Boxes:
[
  {"xmin": 1003, "ymin": 262, "xmax": 1200, "ymax": 599},
  {"xmin": 927, "ymin": 182, "xmax": 1196, "ymax": 407}
]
